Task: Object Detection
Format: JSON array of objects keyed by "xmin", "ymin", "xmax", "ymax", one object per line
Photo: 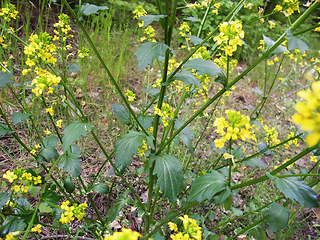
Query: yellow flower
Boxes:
[
  {"xmin": 154, "ymin": 103, "xmax": 174, "ymax": 127},
  {"xmin": 33, "ymin": 176, "xmax": 42, "ymax": 184},
  {"xmin": 310, "ymin": 155, "xmax": 318, "ymax": 162},
  {"xmin": 168, "ymin": 222, "xmax": 178, "ymax": 232},
  {"xmin": 3, "ymin": 170, "xmax": 18, "ymax": 183},
  {"xmin": 138, "ymin": 140, "xmax": 148, "ymax": 156},
  {"xmin": 46, "ymin": 107, "xmax": 54, "ymax": 116},
  {"xmin": 11, "ymin": 185, "xmax": 20, "ymax": 192},
  {"xmin": 56, "ymin": 119, "xmax": 63, "ymax": 128},
  {"xmin": 44, "ymin": 128, "xmax": 51, "ymax": 135},
  {"xmin": 126, "ymin": 90, "xmax": 136, "ymax": 102},
  {"xmin": 104, "ymin": 228, "xmax": 142, "ymax": 240},
  {"xmin": 292, "ymin": 81, "xmax": 320, "ymax": 146},
  {"xmin": 31, "ymin": 224, "xmax": 42, "ymax": 233}
]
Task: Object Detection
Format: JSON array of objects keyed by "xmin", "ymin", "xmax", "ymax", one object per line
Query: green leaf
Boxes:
[
  {"xmin": 28, "ymin": 185, "xmax": 41, "ymax": 198},
  {"xmin": 37, "ymin": 146, "xmax": 59, "ymax": 163},
  {"xmin": 112, "ymin": 104, "xmax": 131, "ymax": 125},
  {"xmin": 179, "ymin": 134, "xmax": 194, "ymax": 155},
  {"xmin": 67, "ymin": 63, "xmax": 81, "ymax": 73},
  {"xmin": 81, "ymin": 3, "xmax": 108, "ymax": 16},
  {"xmin": 188, "ymin": 171, "xmax": 229, "ymax": 203},
  {"xmin": 175, "ymin": 119, "xmax": 193, "ymax": 139},
  {"xmin": 243, "ymin": 158, "xmax": 268, "ymax": 168},
  {"xmin": 42, "ymin": 190, "xmax": 63, "ymax": 206},
  {"xmin": 90, "ymin": 183, "xmax": 109, "ymax": 194},
  {"xmin": 0, "ymin": 216, "xmax": 26, "ymax": 236},
  {"xmin": 135, "ymin": 42, "xmax": 172, "ymax": 71},
  {"xmin": 264, "ymin": 203, "xmax": 289, "ymax": 233},
  {"xmin": 59, "ymin": 148, "xmax": 82, "ymax": 177},
  {"xmin": 63, "ymin": 176, "xmax": 75, "ymax": 193},
  {"xmin": 269, "ymin": 173, "xmax": 319, "ymax": 207},
  {"xmin": 137, "ymin": 114, "xmax": 153, "ymax": 130},
  {"xmin": 0, "ymin": 71, "xmax": 12, "ymax": 88},
  {"xmin": 115, "ymin": 130, "xmax": 146, "ymax": 172},
  {"xmin": 258, "ymin": 142, "xmax": 272, "ymax": 155},
  {"xmin": 185, "ymin": 35, "xmax": 210, "ymax": 47},
  {"xmin": 139, "ymin": 14, "xmax": 166, "ymax": 27},
  {"xmin": 263, "ymin": 35, "xmax": 288, "ymax": 55},
  {"xmin": 0, "ymin": 124, "xmax": 14, "ymax": 136},
  {"xmin": 106, "ymin": 190, "xmax": 129, "ymax": 223},
  {"xmin": 151, "ymin": 154, "xmax": 183, "ymax": 202},
  {"xmin": 0, "ymin": 192, "xmax": 10, "ymax": 209},
  {"xmin": 285, "ymin": 29, "xmax": 309, "ymax": 54},
  {"xmin": 39, "ymin": 203, "xmax": 53, "ymax": 213},
  {"xmin": 184, "ymin": 58, "xmax": 226, "ymax": 86},
  {"xmin": 11, "ymin": 112, "xmax": 31, "ymax": 125},
  {"xmin": 171, "ymin": 70, "xmax": 203, "ymax": 89},
  {"xmin": 62, "ymin": 121, "xmax": 93, "ymax": 152},
  {"xmin": 43, "ymin": 135, "xmax": 59, "ymax": 148}
]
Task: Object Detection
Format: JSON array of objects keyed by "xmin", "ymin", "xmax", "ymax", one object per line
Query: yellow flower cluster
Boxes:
[
  {"xmin": 104, "ymin": 228, "xmax": 142, "ymax": 240},
  {"xmin": 0, "ymin": 3, "xmax": 19, "ymax": 22},
  {"xmin": 24, "ymin": 33, "xmax": 57, "ymax": 67},
  {"xmin": 59, "ymin": 200, "xmax": 88, "ymax": 224},
  {"xmin": 30, "ymin": 68, "xmax": 61, "ymax": 96},
  {"xmin": 126, "ymin": 90, "xmax": 136, "ymax": 102},
  {"xmin": 140, "ymin": 25, "xmax": 156, "ymax": 42},
  {"xmin": 186, "ymin": 0, "xmax": 213, "ymax": 10},
  {"xmin": 78, "ymin": 47, "xmax": 90, "ymax": 58},
  {"xmin": 284, "ymin": 132, "xmax": 299, "ymax": 149},
  {"xmin": 0, "ymin": 231, "xmax": 20, "ymax": 240},
  {"xmin": 154, "ymin": 103, "xmax": 174, "ymax": 127},
  {"xmin": 292, "ymin": 81, "xmax": 320, "ymax": 146},
  {"xmin": 213, "ymin": 110, "xmax": 256, "ymax": 148},
  {"xmin": 280, "ymin": 0, "xmax": 300, "ymax": 17},
  {"xmin": 2, "ymin": 167, "xmax": 42, "ymax": 195},
  {"xmin": 169, "ymin": 215, "xmax": 202, "ymax": 240},
  {"xmin": 138, "ymin": 140, "xmax": 148, "ymax": 156},
  {"xmin": 263, "ymin": 125, "xmax": 280, "ymax": 146},
  {"xmin": 53, "ymin": 13, "xmax": 74, "ymax": 43},
  {"xmin": 214, "ymin": 21, "xmax": 244, "ymax": 57},
  {"xmin": 179, "ymin": 22, "xmax": 191, "ymax": 37},
  {"xmin": 31, "ymin": 224, "xmax": 42, "ymax": 233}
]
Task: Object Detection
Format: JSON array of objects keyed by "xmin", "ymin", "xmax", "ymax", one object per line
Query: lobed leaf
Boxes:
[
  {"xmin": 188, "ymin": 170, "xmax": 229, "ymax": 203},
  {"xmin": 285, "ymin": 29, "xmax": 309, "ymax": 54},
  {"xmin": 59, "ymin": 146, "xmax": 82, "ymax": 177},
  {"xmin": 62, "ymin": 121, "xmax": 93, "ymax": 152},
  {"xmin": 263, "ymin": 35, "xmax": 288, "ymax": 55},
  {"xmin": 151, "ymin": 154, "xmax": 184, "ymax": 202},
  {"xmin": 264, "ymin": 203, "xmax": 289, "ymax": 233},
  {"xmin": 135, "ymin": 42, "xmax": 172, "ymax": 71},
  {"xmin": 112, "ymin": 104, "xmax": 131, "ymax": 125}
]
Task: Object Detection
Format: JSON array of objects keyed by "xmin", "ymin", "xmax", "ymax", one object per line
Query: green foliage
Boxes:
[
  {"xmin": 264, "ymin": 203, "xmax": 289, "ymax": 233},
  {"xmin": 150, "ymin": 154, "xmax": 184, "ymax": 202},
  {"xmin": 80, "ymin": 3, "xmax": 108, "ymax": 16},
  {"xmin": 139, "ymin": 15, "xmax": 166, "ymax": 27},
  {"xmin": 11, "ymin": 112, "xmax": 31, "ymax": 125},
  {"xmin": 59, "ymin": 146, "xmax": 82, "ymax": 177},
  {"xmin": 112, "ymin": 104, "xmax": 131, "ymax": 125},
  {"xmin": 188, "ymin": 171, "xmax": 230, "ymax": 203},
  {"xmin": 0, "ymin": 71, "xmax": 12, "ymax": 88}
]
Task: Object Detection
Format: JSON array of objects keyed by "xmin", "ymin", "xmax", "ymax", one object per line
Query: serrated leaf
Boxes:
[
  {"xmin": 42, "ymin": 191, "xmax": 63, "ymax": 206},
  {"xmin": 112, "ymin": 104, "xmax": 131, "ymax": 125},
  {"xmin": 0, "ymin": 124, "xmax": 14, "ymax": 136},
  {"xmin": 43, "ymin": 135, "xmax": 59, "ymax": 148},
  {"xmin": 67, "ymin": 63, "xmax": 81, "ymax": 73},
  {"xmin": 91, "ymin": 183, "xmax": 109, "ymax": 194},
  {"xmin": 39, "ymin": 203, "xmax": 53, "ymax": 213},
  {"xmin": 11, "ymin": 112, "xmax": 31, "ymax": 125},
  {"xmin": 37, "ymin": 146, "xmax": 59, "ymax": 163},
  {"xmin": 188, "ymin": 170, "xmax": 229, "ymax": 203},
  {"xmin": 115, "ymin": 131, "xmax": 146, "ymax": 172},
  {"xmin": 0, "ymin": 192, "xmax": 10, "ymax": 209},
  {"xmin": 139, "ymin": 14, "xmax": 166, "ymax": 27},
  {"xmin": 106, "ymin": 190, "xmax": 129, "ymax": 223},
  {"xmin": 264, "ymin": 203, "xmax": 289, "ymax": 233},
  {"xmin": 63, "ymin": 176, "xmax": 75, "ymax": 193},
  {"xmin": 59, "ymin": 149, "xmax": 81, "ymax": 177},
  {"xmin": 0, "ymin": 216, "xmax": 26, "ymax": 236},
  {"xmin": 184, "ymin": 58, "xmax": 226, "ymax": 86},
  {"xmin": 171, "ymin": 70, "xmax": 203, "ymax": 89},
  {"xmin": 243, "ymin": 158, "xmax": 268, "ymax": 168},
  {"xmin": 0, "ymin": 71, "xmax": 12, "ymax": 88},
  {"xmin": 263, "ymin": 35, "xmax": 288, "ymax": 55},
  {"xmin": 151, "ymin": 154, "xmax": 183, "ymax": 202},
  {"xmin": 81, "ymin": 3, "xmax": 108, "ymax": 16},
  {"xmin": 285, "ymin": 29, "xmax": 309, "ymax": 54},
  {"xmin": 62, "ymin": 121, "xmax": 93, "ymax": 152},
  {"xmin": 137, "ymin": 114, "xmax": 153, "ymax": 130},
  {"xmin": 185, "ymin": 35, "xmax": 210, "ymax": 47},
  {"xmin": 258, "ymin": 142, "xmax": 272, "ymax": 155},
  {"xmin": 135, "ymin": 42, "xmax": 172, "ymax": 71},
  {"xmin": 270, "ymin": 174, "xmax": 319, "ymax": 207}
]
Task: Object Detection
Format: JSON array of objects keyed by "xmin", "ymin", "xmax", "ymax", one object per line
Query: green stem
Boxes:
[
  {"xmin": 197, "ymin": 0, "xmax": 213, "ymax": 37},
  {"xmin": 61, "ymin": 0, "xmax": 148, "ymax": 136},
  {"xmin": 230, "ymin": 145, "xmax": 317, "ymax": 190},
  {"xmin": 21, "ymin": 155, "xmax": 62, "ymax": 240},
  {"xmin": 228, "ymin": 217, "xmax": 267, "ymax": 240}
]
